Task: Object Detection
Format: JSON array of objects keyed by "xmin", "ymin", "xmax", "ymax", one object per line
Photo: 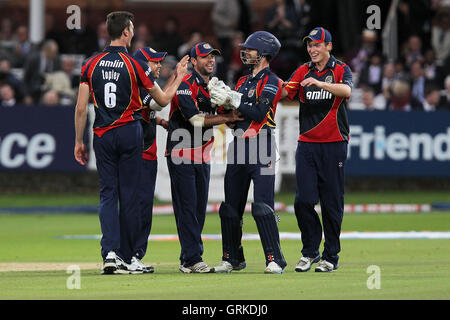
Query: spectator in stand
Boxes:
[
  {"xmin": 349, "ymin": 29, "xmax": 378, "ymax": 74},
  {"xmin": 41, "ymin": 89, "xmax": 60, "ymax": 106},
  {"xmin": 96, "ymin": 22, "xmax": 109, "ymax": 53},
  {"xmin": 134, "ymin": 23, "xmax": 153, "ymax": 46},
  {"xmin": 394, "ymin": 58, "xmax": 409, "ymax": 80},
  {"xmin": 265, "ymin": 0, "xmax": 299, "ymax": 38},
  {"xmin": 381, "ymin": 62, "xmax": 396, "ymax": 101},
  {"xmin": 358, "ymin": 53, "xmax": 383, "ymax": 94},
  {"xmin": 422, "ymin": 83, "xmax": 441, "ymax": 111},
  {"xmin": 386, "ymin": 79, "xmax": 421, "ymax": 111},
  {"xmin": 43, "ymin": 67, "xmax": 75, "ymax": 106},
  {"xmin": 154, "ymin": 17, "xmax": 184, "ymax": 58},
  {"xmin": 0, "ymin": 58, "xmax": 27, "ymax": 103},
  {"xmin": 61, "ymin": 55, "xmax": 80, "ymax": 90},
  {"xmin": 423, "ymin": 49, "xmax": 438, "ymax": 81},
  {"xmin": 227, "ymin": 31, "xmax": 246, "ymax": 86},
  {"xmin": 0, "ymin": 18, "xmax": 16, "ymax": 62},
  {"xmin": 264, "ymin": 0, "xmax": 301, "ymax": 81},
  {"xmin": 12, "ymin": 25, "xmax": 32, "ymax": 68},
  {"xmin": 438, "ymin": 75, "xmax": 450, "ymax": 109},
  {"xmin": 0, "ymin": 18, "xmax": 14, "ymax": 42},
  {"xmin": 292, "ymin": 0, "xmax": 312, "ymax": 40},
  {"xmin": 403, "ymin": 35, "xmax": 423, "ymax": 69},
  {"xmin": 431, "ymin": 4, "xmax": 450, "ymax": 67},
  {"xmin": 178, "ymin": 30, "xmax": 203, "ymax": 59},
  {"xmin": 361, "ymin": 87, "xmax": 378, "ymax": 111},
  {"xmin": 410, "ymin": 60, "xmax": 426, "ymax": 105},
  {"xmin": 0, "ymin": 83, "xmax": 16, "ymax": 107},
  {"xmin": 23, "ymin": 39, "xmax": 61, "ymax": 103},
  {"xmin": 211, "ymin": 0, "xmax": 240, "ymax": 82}
]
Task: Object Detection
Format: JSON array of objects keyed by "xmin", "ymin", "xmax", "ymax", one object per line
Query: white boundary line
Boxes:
[
  {"xmin": 151, "ymin": 203, "xmax": 434, "ymax": 215},
  {"xmin": 58, "ymin": 231, "xmax": 450, "ymax": 240}
]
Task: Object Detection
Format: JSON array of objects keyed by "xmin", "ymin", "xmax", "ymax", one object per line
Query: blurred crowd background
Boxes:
[{"xmin": 0, "ymin": 0, "xmax": 449, "ymax": 111}]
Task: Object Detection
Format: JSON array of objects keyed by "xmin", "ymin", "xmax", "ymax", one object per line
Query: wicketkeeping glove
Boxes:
[
  {"xmin": 209, "ymin": 85, "xmax": 242, "ymax": 110},
  {"xmin": 208, "ymin": 77, "xmax": 229, "ymax": 92},
  {"xmin": 223, "ymin": 88, "xmax": 242, "ymax": 110}
]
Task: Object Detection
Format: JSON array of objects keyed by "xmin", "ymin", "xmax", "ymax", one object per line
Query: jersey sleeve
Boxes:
[
  {"xmin": 341, "ymin": 65, "xmax": 353, "ymax": 89},
  {"xmin": 140, "ymin": 88, "xmax": 152, "ymax": 107},
  {"xmin": 284, "ymin": 66, "xmax": 305, "ymax": 100},
  {"xmin": 176, "ymin": 81, "xmax": 199, "ymax": 120},
  {"xmin": 134, "ymin": 59, "xmax": 155, "ymax": 91},
  {"xmin": 80, "ymin": 58, "xmax": 90, "ymax": 86}
]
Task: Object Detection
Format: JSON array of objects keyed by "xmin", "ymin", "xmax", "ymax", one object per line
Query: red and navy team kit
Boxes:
[
  {"xmin": 81, "ymin": 46, "xmax": 155, "ymax": 263},
  {"xmin": 218, "ymin": 67, "xmax": 286, "ymax": 270},
  {"xmin": 82, "ymin": 44, "xmax": 352, "ymax": 269},
  {"xmin": 165, "ymin": 70, "xmax": 216, "ymax": 267},
  {"xmin": 134, "ymin": 91, "xmax": 158, "ymax": 260},
  {"xmin": 285, "ymin": 54, "xmax": 353, "ymax": 268}
]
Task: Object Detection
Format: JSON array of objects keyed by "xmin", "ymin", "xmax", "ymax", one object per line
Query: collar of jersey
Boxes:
[
  {"xmin": 103, "ymin": 46, "xmax": 129, "ymax": 53},
  {"xmin": 192, "ymin": 70, "xmax": 207, "ymax": 87},
  {"xmin": 308, "ymin": 54, "xmax": 337, "ymax": 71},
  {"xmin": 250, "ymin": 67, "xmax": 271, "ymax": 80}
]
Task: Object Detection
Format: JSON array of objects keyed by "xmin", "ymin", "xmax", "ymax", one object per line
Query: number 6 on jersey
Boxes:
[{"xmin": 104, "ymin": 82, "xmax": 117, "ymax": 108}]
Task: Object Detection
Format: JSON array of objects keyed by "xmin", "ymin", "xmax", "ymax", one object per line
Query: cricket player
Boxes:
[
  {"xmin": 282, "ymin": 27, "xmax": 353, "ymax": 272},
  {"xmin": 166, "ymin": 42, "xmax": 242, "ymax": 273},
  {"xmin": 208, "ymin": 31, "xmax": 287, "ymax": 274},
  {"xmin": 130, "ymin": 47, "xmax": 172, "ymax": 273},
  {"xmin": 74, "ymin": 11, "xmax": 189, "ymax": 274}
]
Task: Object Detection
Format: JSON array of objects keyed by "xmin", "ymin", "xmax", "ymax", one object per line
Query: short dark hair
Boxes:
[
  {"xmin": 424, "ymin": 82, "xmax": 439, "ymax": 96},
  {"xmin": 106, "ymin": 11, "xmax": 134, "ymax": 40}
]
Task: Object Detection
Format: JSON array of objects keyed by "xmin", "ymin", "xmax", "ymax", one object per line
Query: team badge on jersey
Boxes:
[
  {"xmin": 248, "ymin": 88, "xmax": 256, "ymax": 98},
  {"xmin": 325, "ymin": 75, "xmax": 333, "ymax": 83}
]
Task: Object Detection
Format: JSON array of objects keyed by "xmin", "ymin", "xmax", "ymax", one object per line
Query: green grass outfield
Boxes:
[{"xmin": 0, "ymin": 191, "xmax": 449, "ymax": 300}]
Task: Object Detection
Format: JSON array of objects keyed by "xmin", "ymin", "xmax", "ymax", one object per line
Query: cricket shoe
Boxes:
[
  {"xmin": 295, "ymin": 255, "xmax": 321, "ymax": 272},
  {"xmin": 131, "ymin": 256, "xmax": 154, "ymax": 273},
  {"xmin": 264, "ymin": 261, "xmax": 284, "ymax": 274},
  {"xmin": 214, "ymin": 261, "xmax": 233, "ymax": 273},
  {"xmin": 180, "ymin": 262, "xmax": 215, "ymax": 273},
  {"xmin": 115, "ymin": 256, "xmax": 144, "ymax": 274},
  {"xmin": 101, "ymin": 251, "xmax": 117, "ymax": 275},
  {"xmin": 315, "ymin": 259, "xmax": 337, "ymax": 272},
  {"xmin": 179, "ymin": 264, "xmax": 192, "ymax": 273}
]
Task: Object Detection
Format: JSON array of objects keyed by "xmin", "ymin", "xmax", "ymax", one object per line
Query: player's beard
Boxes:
[{"xmin": 197, "ymin": 64, "xmax": 214, "ymax": 78}]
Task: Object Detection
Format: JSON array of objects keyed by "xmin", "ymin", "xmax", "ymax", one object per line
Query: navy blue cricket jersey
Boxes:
[
  {"xmin": 284, "ymin": 55, "xmax": 353, "ymax": 142},
  {"xmin": 80, "ymin": 46, "xmax": 155, "ymax": 137},
  {"xmin": 166, "ymin": 70, "xmax": 217, "ymax": 163},
  {"xmin": 230, "ymin": 67, "xmax": 282, "ymax": 138}
]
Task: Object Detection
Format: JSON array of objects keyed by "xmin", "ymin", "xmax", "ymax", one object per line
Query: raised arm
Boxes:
[{"xmin": 148, "ymin": 55, "xmax": 189, "ymax": 106}]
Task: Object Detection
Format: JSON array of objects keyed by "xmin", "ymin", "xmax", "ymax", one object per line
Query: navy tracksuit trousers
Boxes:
[
  {"xmin": 294, "ymin": 141, "xmax": 347, "ymax": 268},
  {"xmin": 224, "ymin": 136, "xmax": 275, "ymax": 215},
  {"xmin": 134, "ymin": 159, "xmax": 157, "ymax": 259},
  {"xmin": 221, "ymin": 134, "xmax": 286, "ymax": 269},
  {"xmin": 167, "ymin": 157, "xmax": 210, "ymax": 267},
  {"xmin": 93, "ymin": 121, "xmax": 143, "ymax": 264}
]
